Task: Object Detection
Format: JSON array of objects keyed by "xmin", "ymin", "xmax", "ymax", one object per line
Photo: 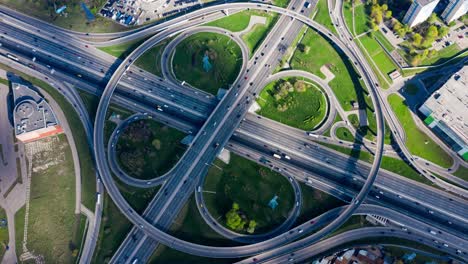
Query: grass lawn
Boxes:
[
  {"xmin": 387, "ymin": 94, "xmax": 453, "ymax": 168},
  {"xmin": 205, "ymin": 10, "xmax": 273, "ymax": 32},
  {"xmin": 330, "ymin": 215, "xmax": 372, "ymax": 236},
  {"xmin": 404, "ymin": 83, "xmax": 419, "ymax": 95},
  {"xmin": 453, "ymin": 166, "xmax": 468, "ymax": 181},
  {"xmin": 241, "ymin": 13, "xmax": 279, "ymax": 56},
  {"xmin": 91, "ymin": 180, "xmax": 159, "ymax": 262},
  {"xmin": 358, "ymin": 34, "xmax": 398, "ymax": 85},
  {"xmin": 0, "ymin": 0, "xmax": 127, "ymax": 33},
  {"xmin": 203, "ymin": 155, "xmax": 295, "ymax": 234},
  {"xmin": 173, "ymin": 32, "xmax": 243, "ymax": 95},
  {"xmin": 273, "ymin": 0, "xmax": 290, "ymax": 7},
  {"xmin": 0, "ymin": 208, "xmax": 8, "ymax": 260},
  {"xmin": 0, "ymin": 64, "xmax": 97, "ymax": 211},
  {"xmin": 314, "ymin": 0, "xmax": 336, "ymax": 34},
  {"xmin": 343, "ymin": 3, "xmax": 370, "ymax": 36},
  {"xmin": 335, "ymin": 127, "xmax": 355, "ymax": 142},
  {"xmin": 17, "ymin": 135, "xmax": 80, "ymax": 263},
  {"xmin": 92, "ymin": 193, "xmax": 132, "ymax": 264},
  {"xmin": 134, "ymin": 39, "xmax": 171, "ymax": 77},
  {"xmin": 323, "ymin": 114, "xmax": 343, "ymax": 137},
  {"xmin": 148, "ymin": 196, "xmax": 239, "ymax": 263},
  {"xmin": 257, "ymin": 77, "xmax": 327, "ymax": 131},
  {"xmin": 420, "ymin": 44, "xmax": 462, "ymax": 66},
  {"xmin": 291, "ymin": 29, "xmax": 366, "ymax": 111},
  {"xmin": 116, "ymin": 119, "xmax": 187, "ymax": 180},
  {"xmin": 297, "ymin": 183, "xmax": 345, "ymax": 225},
  {"xmin": 98, "ymin": 37, "xmax": 149, "ymax": 59},
  {"xmin": 374, "ymin": 30, "xmax": 395, "ymax": 52},
  {"xmin": 319, "ymin": 143, "xmax": 433, "ymax": 185}
]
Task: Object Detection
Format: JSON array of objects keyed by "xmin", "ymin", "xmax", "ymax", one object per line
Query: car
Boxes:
[
  {"xmin": 244, "ymin": 76, "xmax": 248, "ymax": 80},
  {"xmin": 213, "ymin": 142, "xmax": 220, "ymax": 148},
  {"xmin": 85, "ymin": 45, "xmax": 89, "ymax": 48},
  {"xmin": 298, "ymin": 229, "xmax": 303, "ymax": 233},
  {"xmin": 310, "ymin": 220, "xmax": 315, "ymax": 224}
]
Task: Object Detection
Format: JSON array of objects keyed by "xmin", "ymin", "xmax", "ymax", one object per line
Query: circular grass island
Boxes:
[
  {"xmin": 256, "ymin": 77, "xmax": 328, "ymax": 131},
  {"xmin": 203, "ymin": 154, "xmax": 295, "ymax": 234},
  {"xmin": 172, "ymin": 32, "xmax": 243, "ymax": 95},
  {"xmin": 116, "ymin": 119, "xmax": 187, "ymax": 180}
]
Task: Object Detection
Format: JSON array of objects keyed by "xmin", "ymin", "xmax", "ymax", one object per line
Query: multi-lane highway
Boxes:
[{"xmin": 2, "ymin": 1, "xmax": 466, "ymax": 262}]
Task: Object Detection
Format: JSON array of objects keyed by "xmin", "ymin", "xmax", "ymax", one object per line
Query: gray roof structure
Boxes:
[
  {"xmin": 11, "ymin": 82, "xmax": 59, "ymax": 136},
  {"xmin": 420, "ymin": 66, "xmax": 468, "ymax": 145}
]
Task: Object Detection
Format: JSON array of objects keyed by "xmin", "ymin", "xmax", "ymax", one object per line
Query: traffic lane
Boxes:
[{"xmin": 236, "ymin": 120, "xmax": 468, "ymax": 225}]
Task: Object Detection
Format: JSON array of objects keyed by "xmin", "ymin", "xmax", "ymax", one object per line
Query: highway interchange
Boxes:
[{"xmin": 0, "ymin": 1, "xmax": 467, "ymax": 263}]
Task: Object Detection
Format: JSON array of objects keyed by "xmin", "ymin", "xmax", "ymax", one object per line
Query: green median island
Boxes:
[
  {"xmin": 203, "ymin": 154, "xmax": 295, "ymax": 234},
  {"xmin": 116, "ymin": 119, "xmax": 187, "ymax": 180},
  {"xmin": 172, "ymin": 32, "xmax": 243, "ymax": 95},
  {"xmin": 256, "ymin": 77, "xmax": 328, "ymax": 131}
]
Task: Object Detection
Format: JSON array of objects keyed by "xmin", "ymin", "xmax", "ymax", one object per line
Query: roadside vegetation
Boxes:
[
  {"xmin": 297, "ymin": 183, "xmax": 345, "ymax": 225},
  {"xmin": 203, "ymin": 155, "xmax": 294, "ymax": 234},
  {"xmin": 173, "ymin": 32, "xmax": 242, "ymax": 95},
  {"xmin": 206, "ymin": 10, "xmax": 279, "ymax": 56},
  {"xmin": 319, "ymin": 142, "xmax": 434, "ymax": 185},
  {"xmin": 148, "ymin": 196, "xmax": 239, "ymax": 263},
  {"xmin": 0, "ymin": 0, "xmax": 127, "ymax": 33},
  {"xmin": 15, "ymin": 135, "xmax": 81, "ymax": 263},
  {"xmin": 453, "ymin": 166, "xmax": 468, "ymax": 181},
  {"xmin": 257, "ymin": 77, "xmax": 327, "ymax": 131},
  {"xmin": 335, "ymin": 127, "xmax": 355, "ymax": 142},
  {"xmin": 314, "ymin": 0, "xmax": 336, "ymax": 33},
  {"xmin": 116, "ymin": 119, "xmax": 186, "ymax": 180},
  {"xmin": 387, "ymin": 94, "xmax": 453, "ymax": 168},
  {"xmin": 241, "ymin": 14, "xmax": 279, "ymax": 55},
  {"xmin": 290, "ymin": 29, "xmax": 365, "ymax": 112},
  {"xmin": 134, "ymin": 40, "xmax": 171, "ymax": 76},
  {"xmin": 0, "ymin": 208, "xmax": 8, "ymax": 260},
  {"xmin": 92, "ymin": 180, "xmax": 159, "ymax": 263}
]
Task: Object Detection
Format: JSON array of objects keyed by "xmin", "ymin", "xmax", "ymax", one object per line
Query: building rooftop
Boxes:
[
  {"xmin": 415, "ymin": 0, "xmax": 437, "ymax": 6},
  {"xmin": 12, "ymin": 82, "xmax": 59, "ymax": 136},
  {"xmin": 421, "ymin": 66, "xmax": 468, "ymax": 144}
]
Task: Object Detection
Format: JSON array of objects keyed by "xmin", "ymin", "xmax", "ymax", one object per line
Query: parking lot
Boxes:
[{"xmin": 99, "ymin": 0, "xmax": 203, "ymax": 26}]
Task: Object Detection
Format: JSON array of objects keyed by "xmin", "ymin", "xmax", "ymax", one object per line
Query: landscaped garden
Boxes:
[
  {"xmin": 172, "ymin": 32, "xmax": 243, "ymax": 95},
  {"xmin": 203, "ymin": 155, "xmax": 295, "ymax": 234},
  {"xmin": 256, "ymin": 77, "xmax": 328, "ymax": 131},
  {"xmin": 116, "ymin": 119, "xmax": 187, "ymax": 180}
]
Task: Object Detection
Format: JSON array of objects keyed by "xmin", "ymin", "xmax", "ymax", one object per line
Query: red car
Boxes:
[
  {"xmin": 244, "ymin": 76, "xmax": 248, "ymax": 80},
  {"xmin": 310, "ymin": 220, "xmax": 316, "ymax": 224}
]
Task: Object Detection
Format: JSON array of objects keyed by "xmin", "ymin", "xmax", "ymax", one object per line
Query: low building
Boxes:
[
  {"xmin": 441, "ymin": 0, "xmax": 468, "ymax": 23},
  {"xmin": 419, "ymin": 66, "xmax": 468, "ymax": 160},
  {"xmin": 403, "ymin": 0, "xmax": 440, "ymax": 27},
  {"xmin": 12, "ymin": 82, "xmax": 63, "ymax": 143}
]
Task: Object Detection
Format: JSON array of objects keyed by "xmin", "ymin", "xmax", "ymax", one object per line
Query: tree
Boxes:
[
  {"xmin": 393, "ymin": 21, "xmax": 402, "ymax": 31},
  {"xmin": 247, "ymin": 220, "xmax": 257, "ymax": 234},
  {"xmin": 412, "ymin": 33, "xmax": 423, "ymax": 46},
  {"xmin": 426, "ymin": 25, "xmax": 439, "ymax": 39},
  {"xmin": 381, "ymin": 4, "xmax": 388, "ymax": 11},
  {"xmin": 226, "ymin": 203, "xmax": 246, "ymax": 231},
  {"xmin": 385, "ymin": 10, "xmax": 392, "ymax": 19},
  {"xmin": 438, "ymin": 26, "xmax": 449, "ymax": 37},
  {"xmin": 294, "ymin": 80, "xmax": 307, "ymax": 92},
  {"xmin": 428, "ymin": 49, "xmax": 437, "ymax": 58},
  {"xmin": 427, "ymin": 13, "xmax": 437, "ymax": 24},
  {"xmin": 297, "ymin": 43, "xmax": 306, "ymax": 52},
  {"xmin": 410, "ymin": 53, "xmax": 422, "ymax": 66}
]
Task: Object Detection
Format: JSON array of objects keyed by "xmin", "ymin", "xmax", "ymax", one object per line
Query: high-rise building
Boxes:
[
  {"xmin": 403, "ymin": 0, "xmax": 440, "ymax": 27},
  {"xmin": 441, "ymin": 0, "xmax": 468, "ymax": 23},
  {"xmin": 419, "ymin": 66, "xmax": 468, "ymax": 161}
]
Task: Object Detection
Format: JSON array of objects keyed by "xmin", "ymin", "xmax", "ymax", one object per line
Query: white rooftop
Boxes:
[{"xmin": 423, "ymin": 66, "xmax": 468, "ymax": 144}]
